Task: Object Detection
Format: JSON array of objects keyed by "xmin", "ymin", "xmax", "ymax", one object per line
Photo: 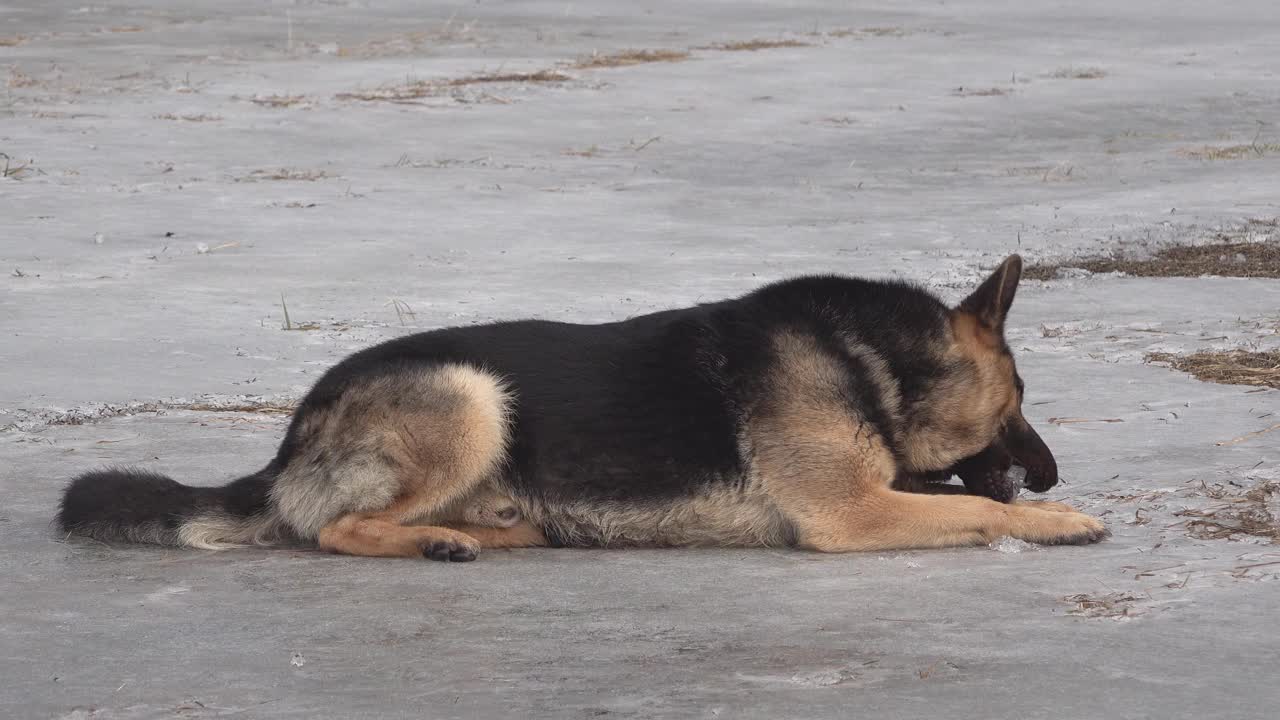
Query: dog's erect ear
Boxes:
[{"xmin": 959, "ymin": 254, "xmax": 1022, "ymax": 330}]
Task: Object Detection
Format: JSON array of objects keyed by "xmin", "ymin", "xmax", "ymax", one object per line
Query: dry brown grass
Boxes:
[
  {"xmin": 183, "ymin": 402, "xmax": 295, "ymax": 415},
  {"xmin": 336, "ymin": 70, "xmax": 568, "ymax": 102},
  {"xmin": 700, "ymin": 39, "xmax": 812, "ymax": 51},
  {"xmin": 30, "ymin": 397, "xmax": 300, "ymax": 428},
  {"xmin": 860, "ymin": 26, "xmax": 910, "ymax": 37},
  {"xmin": 447, "ymin": 70, "xmax": 571, "ymax": 86},
  {"xmin": 249, "ymin": 94, "xmax": 310, "ymax": 108},
  {"xmin": 1024, "ymin": 223, "xmax": 1280, "ymax": 280},
  {"xmin": 1175, "ymin": 481, "xmax": 1279, "ymax": 543},
  {"xmin": 1178, "ymin": 143, "xmax": 1280, "ymax": 160},
  {"xmin": 336, "ymin": 83, "xmax": 437, "ymax": 102},
  {"xmin": 1146, "ymin": 350, "xmax": 1280, "ymax": 390},
  {"xmin": 1049, "ymin": 66, "xmax": 1108, "ymax": 79},
  {"xmin": 7, "ymin": 67, "xmax": 37, "ymax": 89},
  {"xmin": 572, "ymin": 49, "xmax": 690, "ymax": 69},
  {"xmin": 238, "ymin": 168, "xmax": 333, "ymax": 182},
  {"xmin": 952, "ymin": 86, "xmax": 1011, "ymax": 97},
  {"xmin": 1006, "ymin": 163, "xmax": 1078, "ymax": 182},
  {"xmin": 563, "ymin": 145, "xmax": 601, "ymax": 158},
  {"xmin": 828, "ymin": 27, "xmax": 911, "ymax": 38},
  {"xmin": 154, "ymin": 113, "xmax": 223, "ymax": 122}
]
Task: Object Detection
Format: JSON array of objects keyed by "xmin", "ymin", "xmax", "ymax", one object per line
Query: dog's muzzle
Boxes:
[{"xmin": 1001, "ymin": 414, "xmax": 1058, "ymax": 493}]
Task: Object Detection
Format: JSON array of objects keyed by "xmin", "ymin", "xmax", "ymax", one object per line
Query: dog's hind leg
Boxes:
[
  {"xmin": 317, "ymin": 515, "xmax": 546, "ymax": 560},
  {"xmin": 273, "ymin": 364, "xmax": 513, "ymax": 561},
  {"xmin": 317, "ymin": 496, "xmax": 488, "ymax": 561}
]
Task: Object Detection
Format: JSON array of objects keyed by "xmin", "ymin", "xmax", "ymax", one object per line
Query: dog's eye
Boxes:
[{"xmin": 496, "ymin": 507, "xmax": 519, "ymax": 522}]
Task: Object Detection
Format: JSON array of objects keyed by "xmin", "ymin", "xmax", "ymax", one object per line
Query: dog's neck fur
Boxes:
[{"xmin": 786, "ymin": 276, "xmax": 995, "ymax": 473}]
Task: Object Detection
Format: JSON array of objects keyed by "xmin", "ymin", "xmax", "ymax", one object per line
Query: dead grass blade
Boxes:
[
  {"xmin": 1048, "ymin": 417, "xmax": 1124, "ymax": 425},
  {"xmin": 183, "ymin": 402, "xmax": 295, "ymax": 415},
  {"xmin": 1048, "ymin": 66, "xmax": 1108, "ymax": 79},
  {"xmin": 1178, "ymin": 143, "xmax": 1280, "ymax": 160},
  {"xmin": 153, "ymin": 113, "xmax": 223, "ymax": 122},
  {"xmin": 827, "ymin": 27, "xmax": 912, "ymax": 39},
  {"xmin": 951, "ymin": 86, "xmax": 1012, "ymax": 97},
  {"xmin": 1063, "ymin": 591, "xmax": 1144, "ymax": 619},
  {"xmin": 699, "ymin": 39, "xmax": 812, "ymax": 52},
  {"xmin": 1214, "ymin": 422, "xmax": 1280, "ymax": 447},
  {"xmin": 336, "ymin": 70, "xmax": 569, "ymax": 102},
  {"xmin": 1, "ymin": 152, "xmax": 41, "ymax": 180},
  {"xmin": 249, "ymin": 94, "xmax": 310, "ymax": 108},
  {"xmin": 447, "ymin": 70, "xmax": 570, "ymax": 85},
  {"xmin": 239, "ymin": 168, "xmax": 332, "ymax": 182}
]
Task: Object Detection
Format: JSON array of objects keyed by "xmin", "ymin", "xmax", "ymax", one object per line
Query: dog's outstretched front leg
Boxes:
[{"xmin": 791, "ymin": 489, "xmax": 1108, "ymax": 552}]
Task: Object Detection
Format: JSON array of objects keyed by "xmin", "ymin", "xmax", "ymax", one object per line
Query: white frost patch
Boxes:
[
  {"xmin": 790, "ymin": 668, "xmax": 856, "ymax": 688},
  {"xmin": 142, "ymin": 585, "xmax": 190, "ymax": 604},
  {"xmin": 1054, "ymin": 267, "xmax": 1093, "ymax": 279},
  {"xmin": 989, "ymin": 536, "xmax": 1042, "ymax": 553},
  {"xmin": 291, "ymin": 651, "xmax": 306, "ymax": 668}
]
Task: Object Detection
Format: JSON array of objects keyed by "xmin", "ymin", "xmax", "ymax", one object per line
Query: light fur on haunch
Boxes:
[{"xmin": 272, "ymin": 363, "xmax": 512, "ymax": 543}]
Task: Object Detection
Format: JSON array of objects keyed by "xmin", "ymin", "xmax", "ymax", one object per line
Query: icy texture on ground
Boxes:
[{"xmin": 3, "ymin": 1, "xmax": 1280, "ymax": 718}]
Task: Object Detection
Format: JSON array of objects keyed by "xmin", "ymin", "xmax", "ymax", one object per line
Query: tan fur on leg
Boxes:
[
  {"xmin": 792, "ymin": 489, "xmax": 1107, "ymax": 552},
  {"xmin": 442, "ymin": 521, "xmax": 549, "ymax": 548}
]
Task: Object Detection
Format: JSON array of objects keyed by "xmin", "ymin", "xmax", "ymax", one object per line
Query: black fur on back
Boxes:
[{"xmin": 275, "ymin": 274, "xmax": 955, "ymax": 508}]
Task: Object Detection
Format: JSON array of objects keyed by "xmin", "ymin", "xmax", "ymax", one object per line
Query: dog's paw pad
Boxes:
[{"xmin": 421, "ymin": 540, "xmax": 478, "ymax": 562}]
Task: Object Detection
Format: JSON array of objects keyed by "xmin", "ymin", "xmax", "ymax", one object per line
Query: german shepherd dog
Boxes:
[{"xmin": 58, "ymin": 255, "xmax": 1107, "ymax": 561}]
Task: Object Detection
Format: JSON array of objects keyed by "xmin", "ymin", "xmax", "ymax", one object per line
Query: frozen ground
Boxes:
[{"xmin": 3, "ymin": 1, "xmax": 1279, "ymax": 717}]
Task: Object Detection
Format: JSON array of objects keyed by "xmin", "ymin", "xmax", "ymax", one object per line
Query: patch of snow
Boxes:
[
  {"xmin": 990, "ymin": 536, "xmax": 1042, "ymax": 553},
  {"xmin": 790, "ymin": 668, "xmax": 855, "ymax": 688},
  {"xmin": 1054, "ymin": 267, "xmax": 1092, "ymax": 279}
]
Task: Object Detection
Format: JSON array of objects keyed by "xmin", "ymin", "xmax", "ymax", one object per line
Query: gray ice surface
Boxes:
[{"xmin": 2, "ymin": 1, "xmax": 1279, "ymax": 718}]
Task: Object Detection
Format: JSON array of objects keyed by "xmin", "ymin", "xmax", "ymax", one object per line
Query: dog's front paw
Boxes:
[
  {"xmin": 419, "ymin": 538, "xmax": 479, "ymax": 562},
  {"xmin": 1042, "ymin": 512, "xmax": 1109, "ymax": 545}
]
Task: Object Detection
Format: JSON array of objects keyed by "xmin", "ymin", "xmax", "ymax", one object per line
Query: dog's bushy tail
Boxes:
[{"xmin": 56, "ymin": 468, "xmax": 284, "ymax": 549}]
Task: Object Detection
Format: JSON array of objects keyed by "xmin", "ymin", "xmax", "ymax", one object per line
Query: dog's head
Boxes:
[{"xmin": 901, "ymin": 254, "xmax": 1057, "ymax": 492}]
